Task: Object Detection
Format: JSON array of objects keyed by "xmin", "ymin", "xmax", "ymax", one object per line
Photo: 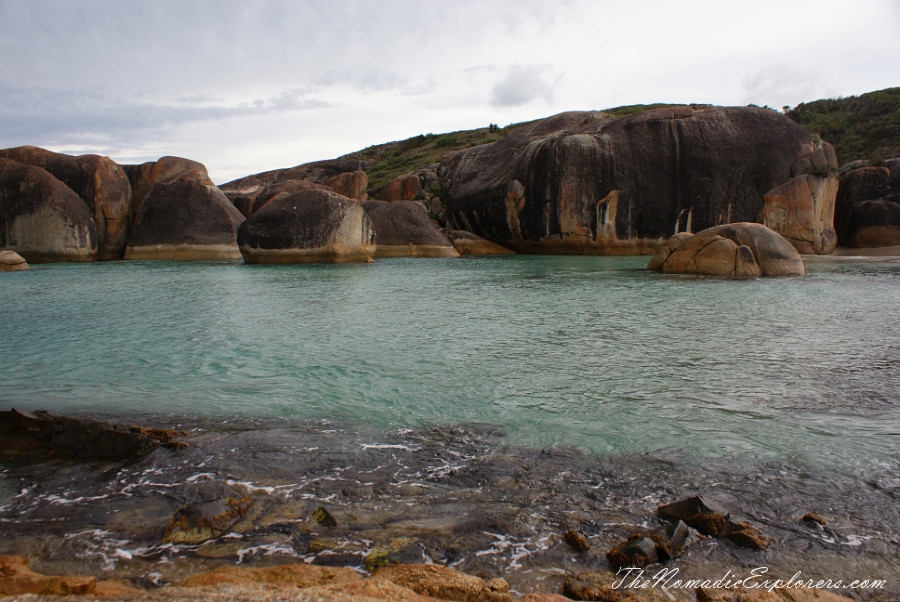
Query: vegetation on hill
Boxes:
[
  {"xmin": 341, "ymin": 104, "xmax": 686, "ymax": 196},
  {"xmin": 786, "ymin": 87, "xmax": 900, "ymax": 165},
  {"xmin": 343, "ymin": 90, "xmax": 900, "ymax": 196}
]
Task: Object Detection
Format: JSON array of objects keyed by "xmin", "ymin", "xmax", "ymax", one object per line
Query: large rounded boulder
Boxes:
[
  {"xmin": 0, "ymin": 158, "xmax": 97, "ymax": 262},
  {"xmin": 0, "ymin": 146, "xmax": 131, "ymax": 260},
  {"xmin": 0, "ymin": 250, "xmax": 30, "ymax": 271},
  {"xmin": 833, "ymin": 160, "xmax": 900, "ymax": 247},
  {"xmin": 122, "ymin": 156, "xmax": 212, "ymax": 224},
  {"xmin": 362, "ymin": 200, "xmax": 459, "ymax": 258},
  {"xmin": 125, "ymin": 170, "xmax": 245, "ymax": 260},
  {"xmin": 237, "ymin": 186, "xmax": 375, "ymax": 263},
  {"xmin": 441, "ymin": 106, "xmax": 837, "ymax": 255},
  {"xmin": 222, "ymin": 159, "xmax": 368, "ymax": 217},
  {"xmin": 647, "ymin": 222, "xmax": 806, "ymax": 277}
]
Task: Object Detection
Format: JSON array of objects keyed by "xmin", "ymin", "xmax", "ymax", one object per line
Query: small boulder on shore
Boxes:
[
  {"xmin": 0, "ymin": 249, "xmax": 30, "ymax": 271},
  {"xmin": 647, "ymin": 223, "xmax": 806, "ymax": 277}
]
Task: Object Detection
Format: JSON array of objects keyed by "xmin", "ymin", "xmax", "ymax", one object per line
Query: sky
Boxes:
[{"xmin": 1, "ymin": 0, "xmax": 898, "ymax": 184}]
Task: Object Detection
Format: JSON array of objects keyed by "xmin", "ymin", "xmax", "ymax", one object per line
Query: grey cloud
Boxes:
[
  {"xmin": 0, "ymin": 83, "xmax": 329, "ymax": 149},
  {"xmin": 490, "ymin": 64, "xmax": 558, "ymax": 107}
]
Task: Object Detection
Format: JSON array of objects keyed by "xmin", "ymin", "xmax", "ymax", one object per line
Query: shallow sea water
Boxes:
[{"xmin": 1, "ymin": 255, "xmax": 898, "ymax": 598}]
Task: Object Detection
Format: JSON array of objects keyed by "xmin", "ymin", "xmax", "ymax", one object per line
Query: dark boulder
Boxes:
[
  {"xmin": 122, "ymin": 156, "xmax": 212, "ymax": 224},
  {"xmin": 647, "ymin": 222, "xmax": 806, "ymax": 277},
  {"xmin": 221, "ymin": 159, "xmax": 368, "ymax": 217},
  {"xmin": 0, "ymin": 408, "xmax": 185, "ymax": 460},
  {"xmin": 125, "ymin": 170, "xmax": 245, "ymax": 260},
  {"xmin": 0, "ymin": 158, "xmax": 97, "ymax": 262},
  {"xmin": 237, "ymin": 185, "xmax": 375, "ymax": 263},
  {"xmin": 0, "ymin": 146, "xmax": 131, "ymax": 260},
  {"xmin": 441, "ymin": 106, "xmax": 838, "ymax": 255},
  {"xmin": 834, "ymin": 160, "xmax": 900, "ymax": 247},
  {"xmin": 362, "ymin": 200, "xmax": 459, "ymax": 258}
]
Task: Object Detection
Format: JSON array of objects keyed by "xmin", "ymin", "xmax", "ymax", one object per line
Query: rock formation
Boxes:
[
  {"xmin": 125, "ymin": 169, "xmax": 245, "ymax": 260},
  {"xmin": 0, "ymin": 249, "xmax": 30, "ymax": 271},
  {"xmin": 441, "ymin": 106, "xmax": 838, "ymax": 255},
  {"xmin": 221, "ymin": 159, "xmax": 369, "ymax": 217},
  {"xmin": 238, "ymin": 185, "xmax": 376, "ymax": 263},
  {"xmin": 0, "ymin": 158, "xmax": 98, "ymax": 262},
  {"xmin": 647, "ymin": 223, "xmax": 806, "ymax": 277},
  {"xmin": 362, "ymin": 200, "xmax": 459, "ymax": 257},
  {"xmin": 833, "ymin": 159, "xmax": 900, "ymax": 247},
  {"xmin": 123, "ymin": 156, "xmax": 212, "ymax": 223},
  {"xmin": 0, "ymin": 408, "xmax": 185, "ymax": 460},
  {"xmin": 0, "ymin": 146, "xmax": 131, "ymax": 260},
  {"xmin": 376, "ymin": 172, "xmax": 427, "ymax": 202},
  {"xmin": 447, "ymin": 230, "xmax": 516, "ymax": 255}
]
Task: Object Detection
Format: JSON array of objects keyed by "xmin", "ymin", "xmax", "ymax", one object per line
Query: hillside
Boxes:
[
  {"xmin": 340, "ymin": 103, "xmax": 683, "ymax": 196},
  {"xmin": 342, "ymin": 90, "xmax": 900, "ymax": 197},
  {"xmin": 786, "ymin": 87, "xmax": 900, "ymax": 164}
]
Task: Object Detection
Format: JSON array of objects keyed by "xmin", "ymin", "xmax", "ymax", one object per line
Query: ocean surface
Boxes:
[{"xmin": 1, "ymin": 255, "xmax": 898, "ymax": 596}]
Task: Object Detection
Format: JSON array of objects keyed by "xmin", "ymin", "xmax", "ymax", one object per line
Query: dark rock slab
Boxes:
[
  {"xmin": 0, "ymin": 158, "xmax": 98, "ymax": 262},
  {"xmin": 441, "ymin": 106, "xmax": 837, "ymax": 255},
  {"xmin": 0, "ymin": 146, "xmax": 131, "ymax": 260},
  {"xmin": 0, "ymin": 408, "xmax": 185, "ymax": 460},
  {"xmin": 362, "ymin": 200, "xmax": 459, "ymax": 257}
]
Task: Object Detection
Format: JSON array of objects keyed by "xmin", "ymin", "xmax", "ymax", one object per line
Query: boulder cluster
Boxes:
[{"xmin": 2, "ymin": 105, "xmax": 897, "ymax": 273}]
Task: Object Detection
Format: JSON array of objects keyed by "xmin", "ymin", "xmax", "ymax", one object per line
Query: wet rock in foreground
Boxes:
[{"xmin": 0, "ymin": 408, "xmax": 186, "ymax": 460}]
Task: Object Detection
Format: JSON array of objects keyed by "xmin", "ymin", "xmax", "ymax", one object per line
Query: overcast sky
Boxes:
[{"xmin": 1, "ymin": 0, "xmax": 898, "ymax": 183}]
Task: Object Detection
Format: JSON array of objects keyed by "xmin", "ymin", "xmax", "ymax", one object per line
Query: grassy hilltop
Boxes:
[
  {"xmin": 786, "ymin": 87, "xmax": 900, "ymax": 165},
  {"xmin": 342, "ymin": 90, "xmax": 900, "ymax": 197}
]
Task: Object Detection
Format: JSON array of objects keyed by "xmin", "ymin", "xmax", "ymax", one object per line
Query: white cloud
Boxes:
[
  {"xmin": 0, "ymin": 0, "xmax": 896, "ymax": 181},
  {"xmin": 490, "ymin": 64, "xmax": 559, "ymax": 107}
]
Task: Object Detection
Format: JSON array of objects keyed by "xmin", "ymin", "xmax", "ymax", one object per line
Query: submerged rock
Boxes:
[
  {"xmin": 0, "ymin": 249, "xmax": 29, "ymax": 271},
  {"xmin": 363, "ymin": 200, "xmax": 459, "ymax": 258},
  {"xmin": 163, "ymin": 497, "xmax": 254, "ymax": 545},
  {"xmin": 0, "ymin": 146, "xmax": 132, "ymax": 260},
  {"xmin": 647, "ymin": 223, "xmax": 806, "ymax": 277},
  {"xmin": 0, "ymin": 158, "xmax": 98, "ymax": 262},
  {"xmin": 237, "ymin": 186, "xmax": 376, "ymax": 264},
  {"xmin": 441, "ymin": 106, "xmax": 837, "ymax": 255}
]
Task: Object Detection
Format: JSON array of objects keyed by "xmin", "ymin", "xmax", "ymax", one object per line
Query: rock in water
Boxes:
[
  {"xmin": 238, "ymin": 186, "xmax": 376, "ymax": 263},
  {"xmin": 0, "ymin": 250, "xmax": 29, "ymax": 271},
  {"xmin": 447, "ymin": 230, "xmax": 516, "ymax": 255},
  {"xmin": 647, "ymin": 223, "xmax": 805, "ymax": 277},
  {"xmin": 441, "ymin": 106, "xmax": 837, "ymax": 255},
  {"xmin": 362, "ymin": 200, "xmax": 459, "ymax": 257},
  {"xmin": 0, "ymin": 146, "xmax": 131, "ymax": 260},
  {"xmin": 834, "ymin": 160, "xmax": 900, "ymax": 247},
  {"xmin": 125, "ymin": 170, "xmax": 245, "ymax": 260},
  {"xmin": 0, "ymin": 158, "xmax": 98, "ymax": 262}
]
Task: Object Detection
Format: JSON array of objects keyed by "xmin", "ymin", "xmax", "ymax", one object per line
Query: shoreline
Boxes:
[{"xmin": 1, "ymin": 413, "xmax": 897, "ymax": 601}]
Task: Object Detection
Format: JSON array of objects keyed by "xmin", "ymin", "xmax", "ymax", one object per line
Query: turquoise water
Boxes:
[{"xmin": 2, "ymin": 255, "xmax": 899, "ymax": 473}]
